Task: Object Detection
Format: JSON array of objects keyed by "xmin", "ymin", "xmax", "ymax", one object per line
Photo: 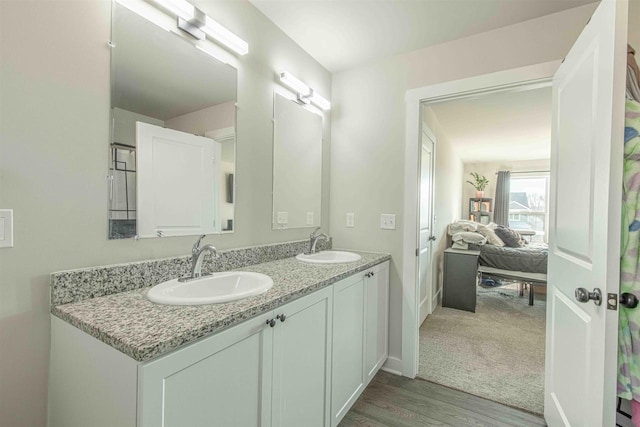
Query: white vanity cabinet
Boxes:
[
  {"xmin": 139, "ymin": 286, "xmax": 333, "ymax": 427},
  {"xmin": 49, "ymin": 261, "xmax": 389, "ymax": 427},
  {"xmin": 330, "ymin": 261, "xmax": 389, "ymax": 427}
]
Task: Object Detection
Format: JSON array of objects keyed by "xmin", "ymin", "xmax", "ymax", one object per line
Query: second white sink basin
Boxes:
[
  {"xmin": 296, "ymin": 251, "xmax": 362, "ymax": 264},
  {"xmin": 147, "ymin": 271, "xmax": 273, "ymax": 305}
]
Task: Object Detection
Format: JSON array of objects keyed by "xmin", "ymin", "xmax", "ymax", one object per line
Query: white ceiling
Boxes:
[
  {"xmin": 248, "ymin": 0, "xmax": 596, "ymax": 72},
  {"xmin": 427, "ymin": 86, "xmax": 552, "ymax": 162}
]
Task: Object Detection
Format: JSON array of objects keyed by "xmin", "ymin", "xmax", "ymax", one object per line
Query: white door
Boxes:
[
  {"xmin": 418, "ymin": 127, "xmax": 435, "ymax": 324},
  {"xmin": 136, "ymin": 122, "xmax": 221, "ymax": 238},
  {"xmin": 544, "ymin": 1, "xmax": 627, "ymax": 425}
]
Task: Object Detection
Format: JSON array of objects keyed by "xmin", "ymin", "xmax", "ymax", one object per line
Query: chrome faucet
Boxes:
[
  {"xmin": 309, "ymin": 227, "xmax": 330, "ymax": 254},
  {"xmin": 179, "ymin": 235, "xmax": 219, "ymax": 282}
]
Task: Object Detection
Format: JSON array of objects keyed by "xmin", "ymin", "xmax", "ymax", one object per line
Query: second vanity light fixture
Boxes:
[
  {"xmin": 153, "ymin": 0, "xmax": 248, "ymax": 55},
  {"xmin": 280, "ymin": 71, "xmax": 331, "ymax": 111}
]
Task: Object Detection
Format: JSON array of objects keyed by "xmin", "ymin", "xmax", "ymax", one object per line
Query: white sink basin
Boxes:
[
  {"xmin": 296, "ymin": 251, "xmax": 362, "ymax": 264},
  {"xmin": 147, "ymin": 271, "xmax": 273, "ymax": 305}
]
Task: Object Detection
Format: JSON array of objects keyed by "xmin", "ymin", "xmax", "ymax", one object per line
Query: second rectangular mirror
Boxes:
[{"xmin": 272, "ymin": 93, "xmax": 323, "ymax": 229}]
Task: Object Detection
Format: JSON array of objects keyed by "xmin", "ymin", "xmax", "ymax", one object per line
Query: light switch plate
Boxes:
[
  {"xmin": 0, "ymin": 209, "xmax": 14, "ymax": 248},
  {"xmin": 380, "ymin": 213, "xmax": 396, "ymax": 230},
  {"xmin": 346, "ymin": 212, "xmax": 355, "ymax": 228},
  {"xmin": 306, "ymin": 212, "xmax": 314, "ymax": 225}
]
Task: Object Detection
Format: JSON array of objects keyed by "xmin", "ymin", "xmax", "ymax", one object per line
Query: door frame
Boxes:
[{"xmin": 401, "ymin": 60, "xmax": 560, "ymax": 378}]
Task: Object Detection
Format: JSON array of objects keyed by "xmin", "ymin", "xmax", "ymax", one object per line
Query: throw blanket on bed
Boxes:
[
  {"xmin": 478, "ymin": 244, "xmax": 548, "ymax": 274},
  {"xmin": 619, "ymin": 98, "xmax": 640, "ymax": 403}
]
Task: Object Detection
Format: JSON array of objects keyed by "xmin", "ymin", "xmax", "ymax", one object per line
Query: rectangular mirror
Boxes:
[
  {"xmin": 108, "ymin": 2, "xmax": 237, "ymax": 239},
  {"xmin": 272, "ymin": 93, "xmax": 323, "ymax": 229}
]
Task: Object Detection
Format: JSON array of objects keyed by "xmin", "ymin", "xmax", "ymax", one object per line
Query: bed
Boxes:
[
  {"xmin": 475, "ymin": 243, "xmax": 548, "ymax": 305},
  {"xmin": 448, "ymin": 221, "xmax": 548, "ymax": 306}
]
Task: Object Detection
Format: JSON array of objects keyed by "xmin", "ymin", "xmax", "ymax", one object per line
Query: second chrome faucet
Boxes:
[{"xmin": 309, "ymin": 227, "xmax": 330, "ymax": 254}]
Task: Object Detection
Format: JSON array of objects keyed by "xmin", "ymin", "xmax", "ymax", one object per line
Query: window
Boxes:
[{"xmin": 508, "ymin": 173, "xmax": 549, "ymax": 243}]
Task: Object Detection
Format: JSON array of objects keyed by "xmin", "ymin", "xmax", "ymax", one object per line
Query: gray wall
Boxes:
[
  {"xmin": 0, "ymin": 1, "xmax": 330, "ymax": 425},
  {"xmin": 423, "ymin": 107, "xmax": 464, "ymax": 306},
  {"xmin": 631, "ymin": 0, "xmax": 640, "ymax": 51},
  {"xmin": 330, "ymin": 3, "xmax": 597, "ymax": 365}
]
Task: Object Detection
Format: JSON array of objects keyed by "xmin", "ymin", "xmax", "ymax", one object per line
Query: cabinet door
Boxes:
[
  {"xmin": 365, "ymin": 261, "xmax": 389, "ymax": 383},
  {"xmin": 331, "ymin": 273, "xmax": 366, "ymax": 427},
  {"xmin": 272, "ymin": 287, "xmax": 333, "ymax": 427},
  {"xmin": 138, "ymin": 312, "xmax": 274, "ymax": 427}
]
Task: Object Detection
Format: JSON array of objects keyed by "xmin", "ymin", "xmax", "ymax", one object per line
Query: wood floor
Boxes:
[{"xmin": 339, "ymin": 370, "xmax": 547, "ymax": 427}]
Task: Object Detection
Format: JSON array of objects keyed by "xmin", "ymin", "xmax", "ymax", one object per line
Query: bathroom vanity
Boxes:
[{"xmin": 48, "ymin": 245, "xmax": 389, "ymax": 427}]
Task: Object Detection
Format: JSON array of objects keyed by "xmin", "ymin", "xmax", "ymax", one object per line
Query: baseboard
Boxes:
[{"xmin": 381, "ymin": 356, "xmax": 402, "ymax": 376}]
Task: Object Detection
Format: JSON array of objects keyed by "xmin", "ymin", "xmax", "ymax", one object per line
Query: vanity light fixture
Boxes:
[
  {"xmin": 297, "ymin": 94, "xmax": 311, "ymax": 105},
  {"xmin": 153, "ymin": 0, "xmax": 194, "ymax": 20},
  {"xmin": 308, "ymin": 90, "xmax": 331, "ymax": 111},
  {"xmin": 202, "ymin": 16, "xmax": 249, "ymax": 56},
  {"xmin": 279, "ymin": 71, "xmax": 331, "ymax": 111},
  {"xmin": 151, "ymin": 0, "xmax": 248, "ymax": 55},
  {"xmin": 280, "ymin": 71, "xmax": 311, "ymax": 96}
]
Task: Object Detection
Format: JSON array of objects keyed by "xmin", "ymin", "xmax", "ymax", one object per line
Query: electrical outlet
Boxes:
[
  {"xmin": 346, "ymin": 212, "xmax": 355, "ymax": 228},
  {"xmin": 306, "ymin": 212, "xmax": 314, "ymax": 225},
  {"xmin": 0, "ymin": 209, "xmax": 13, "ymax": 248},
  {"xmin": 380, "ymin": 213, "xmax": 396, "ymax": 230},
  {"xmin": 277, "ymin": 211, "xmax": 288, "ymax": 225}
]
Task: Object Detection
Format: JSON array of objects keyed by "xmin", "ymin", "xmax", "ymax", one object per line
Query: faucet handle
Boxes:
[{"xmin": 192, "ymin": 234, "xmax": 207, "ymax": 255}]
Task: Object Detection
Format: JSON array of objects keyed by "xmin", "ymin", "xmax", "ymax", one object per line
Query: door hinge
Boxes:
[
  {"xmin": 607, "ymin": 293, "xmax": 618, "ymax": 310},
  {"xmin": 415, "ymin": 248, "xmax": 419, "ymax": 257}
]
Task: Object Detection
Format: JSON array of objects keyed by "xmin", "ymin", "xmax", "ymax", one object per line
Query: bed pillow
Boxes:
[
  {"xmin": 452, "ymin": 231, "xmax": 487, "ymax": 246},
  {"xmin": 476, "ymin": 223, "xmax": 505, "ymax": 246},
  {"xmin": 494, "ymin": 226, "xmax": 525, "ymax": 248},
  {"xmin": 448, "ymin": 220, "xmax": 477, "ymax": 235}
]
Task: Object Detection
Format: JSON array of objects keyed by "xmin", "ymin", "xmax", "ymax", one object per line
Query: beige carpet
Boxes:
[{"xmin": 418, "ymin": 283, "xmax": 546, "ymax": 414}]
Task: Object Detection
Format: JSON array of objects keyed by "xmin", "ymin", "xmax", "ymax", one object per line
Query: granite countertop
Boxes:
[{"xmin": 52, "ymin": 251, "xmax": 390, "ymax": 363}]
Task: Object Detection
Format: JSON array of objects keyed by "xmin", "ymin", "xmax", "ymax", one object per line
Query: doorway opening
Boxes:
[
  {"xmin": 402, "ymin": 64, "xmax": 558, "ymax": 387},
  {"xmin": 416, "ymin": 84, "xmax": 552, "ymax": 414}
]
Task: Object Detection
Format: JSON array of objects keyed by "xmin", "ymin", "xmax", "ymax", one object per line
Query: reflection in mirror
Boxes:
[
  {"xmin": 108, "ymin": 2, "xmax": 237, "ymax": 239},
  {"xmin": 272, "ymin": 93, "xmax": 323, "ymax": 229}
]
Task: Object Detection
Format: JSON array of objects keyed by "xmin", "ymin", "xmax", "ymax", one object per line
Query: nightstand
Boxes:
[{"xmin": 442, "ymin": 248, "xmax": 480, "ymax": 312}]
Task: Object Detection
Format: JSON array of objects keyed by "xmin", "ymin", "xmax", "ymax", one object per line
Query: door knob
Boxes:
[
  {"xmin": 429, "ymin": 236, "xmax": 436, "ymax": 241},
  {"xmin": 575, "ymin": 287, "xmax": 602, "ymax": 306},
  {"xmin": 266, "ymin": 319, "xmax": 276, "ymax": 327},
  {"xmin": 620, "ymin": 293, "xmax": 639, "ymax": 309},
  {"xmin": 277, "ymin": 313, "xmax": 287, "ymax": 322}
]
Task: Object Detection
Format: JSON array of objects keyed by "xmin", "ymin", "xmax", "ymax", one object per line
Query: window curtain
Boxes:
[{"xmin": 494, "ymin": 171, "xmax": 510, "ymax": 226}]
